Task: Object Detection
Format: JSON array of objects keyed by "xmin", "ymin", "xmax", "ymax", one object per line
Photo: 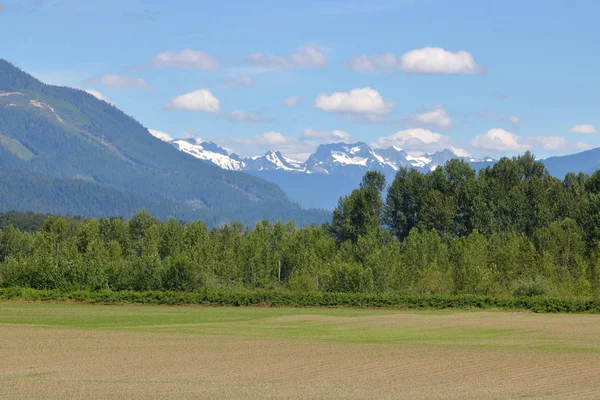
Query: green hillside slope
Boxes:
[{"xmin": 0, "ymin": 60, "xmax": 329, "ymax": 226}]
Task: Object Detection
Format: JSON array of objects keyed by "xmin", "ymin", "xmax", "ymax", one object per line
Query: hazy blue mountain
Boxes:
[
  {"xmin": 168, "ymin": 138, "xmax": 497, "ymax": 208},
  {"xmin": 543, "ymin": 148, "xmax": 600, "ymax": 178},
  {"xmin": 0, "ymin": 59, "xmax": 329, "ymax": 226},
  {"xmin": 169, "ymin": 137, "xmax": 600, "ymax": 209}
]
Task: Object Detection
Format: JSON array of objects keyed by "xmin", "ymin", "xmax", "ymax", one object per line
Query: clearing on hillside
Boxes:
[{"xmin": 1, "ymin": 302, "xmax": 599, "ymax": 399}]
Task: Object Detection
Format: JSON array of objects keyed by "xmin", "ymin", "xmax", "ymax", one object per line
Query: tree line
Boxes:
[{"xmin": 1, "ymin": 152, "xmax": 600, "ymax": 298}]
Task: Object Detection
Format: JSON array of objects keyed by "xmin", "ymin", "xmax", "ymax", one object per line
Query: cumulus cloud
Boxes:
[
  {"xmin": 375, "ymin": 128, "xmax": 453, "ymax": 154},
  {"xmin": 400, "ymin": 47, "xmax": 483, "ymax": 74},
  {"xmin": 346, "ymin": 47, "xmax": 483, "ymax": 75},
  {"xmin": 254, "ymin": 131, "xmax": 295, "ymax": 147},
  {"xmin": 150, "ymin": 49, "xmax": 219, "ymax": 70},
  {"xmin": 219, "ymin": 109, "xmax": 272, "ymax": 124},
  {"xmin": 148, "ymin": 129, "xmax": 173, "ymax": 142},
  {"xmin": 300, "ymin": 128, "xmax": 352, "ymax": 143},
  {"xmin": 472, "ymin": 128, "xmax": 590, "ymax": 155},
  {"xmin": 530, "ymin": 137, "xmax": 590, "ymax": 153},
  {"xmin": 472, "ymin": 129, "xmax": 529, "ymax": 153},
  {"xmin": 84, "ymin": 89, "xmax": 114, "ymax": 105},
  {"xmin": 493, "ymin": 91, "xmax": 508, "ymax": 100},
  {"xmin": 315, "ymin": 87, "xmax": 393, "ymax": 118},
  {"xmin": 401, "ymin": 107, "xmax": 452, "ymax": 130},
  {"xmin": 284, "ymin": 96, "xmax": 301, "ymax": 106},
  {"xmin": 164, "ymin": 89, "xmax": 220, "ymax": 112},
  {"xmin": 450, "ymin": 147, "xmax": 471, "ymax": 158},
  {"xmin": 246, "ymin": 46, "xmax": 327, "ymax": 70},
  {"xmin": 215, "ymin": 128, "xmax": 353, "ymax": 161},
  {"xmin": 85, "ymin": 74, "xmax": 151, "ymax": 91},
  {"xmin": 569, "ymin": 124, "xmax": 597, "ymax": 135}
]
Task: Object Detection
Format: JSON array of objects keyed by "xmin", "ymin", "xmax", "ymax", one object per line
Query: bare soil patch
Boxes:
[{"xmin": 1, "ymin": 308, "xmax": 600, "ymax": 399}]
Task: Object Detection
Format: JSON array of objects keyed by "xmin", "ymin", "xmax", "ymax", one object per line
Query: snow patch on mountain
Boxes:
[
  {"xmin": 171, "ymin": 139, "xmax": 245, "ymax": 171},
  {"xmin": 406, "ymin": 155, "xmax": 432, "ymax": 168},
  {"xmin": 248, "ymin": 150, "xmax": 306, "ymax": 172},
  {"xmin": 159, "ymin": 132, "xmax": 496, "ymax": 178}
]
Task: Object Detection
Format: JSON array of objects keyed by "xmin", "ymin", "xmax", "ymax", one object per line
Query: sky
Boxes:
[{"xmin": 1, "ymin": 0, "xmax": 599, "ymax": 160}]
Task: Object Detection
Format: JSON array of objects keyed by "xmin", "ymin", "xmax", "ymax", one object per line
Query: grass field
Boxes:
[{"xmin": 1, "ymin": 302, "xmax": 600, "ymax": 399}]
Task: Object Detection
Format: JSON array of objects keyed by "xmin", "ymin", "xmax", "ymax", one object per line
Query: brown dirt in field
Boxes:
[{"xmin": 2, "ymin": 312, "xmax": 600, "ymax": 400}]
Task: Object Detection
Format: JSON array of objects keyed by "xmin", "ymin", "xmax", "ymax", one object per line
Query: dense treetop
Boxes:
[{"xmin": 2, "ymin": 153, "xmax": 600, "ymax": 299}]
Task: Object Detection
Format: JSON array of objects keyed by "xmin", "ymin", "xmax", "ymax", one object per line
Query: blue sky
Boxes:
[{"xmin": 1, "ymin": 0, "xmax": 599, "ymax": 160}]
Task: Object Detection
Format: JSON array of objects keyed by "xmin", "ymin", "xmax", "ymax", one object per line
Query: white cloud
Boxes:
[
  {"xmin": 346, "ymin": 47, "xmax": 482, "ymax": 75},
  {"xmin": 472, "ymin": 129, "xmax": 529, "ymax": 153},
  {"xmin": 533, "ymin": 136, "xmax": 568, "ymax": 151},
  {"xmin": 315, "ymin": 87, "xmax": 393, "ymax": 117},
  {"xmin": 219, "ymin": 109, "xmax": 272, "ymax": 124},
  {"xmin": 493, "ymin": 91, "xmax": 508, "ymax": 100},
  {"xmin": 400, "ymin": 47, "xmax": 483, "ymax": 74},
  {"xmin": 472, "ymin": 128, "xmax": 589, "ymax": 154},
  {"xmin": 507, "ymin": 115, "xmax": 520, "ymax": 127},
  {"xmin": 569, "ymin": 124, "xmax": 597, "ymax": 134},
  {"xmin": 150, "ymin": 49, "xmax": 219, "ymax": 70},
  {"xmin": 219, "ymin": 132, "xmax": 299, "ymax": 157},
  {"xmin": 148, "ymin": 129, "xmax": 173, "ymax": 142},
  {"xmin": 450, "ymin": 146, "xmax": 471, "ymax": 157},
  {"xmin": 404, "ymin": 107, "xmax": 452, "ymax": 130},
  {"xmin": 375, "ymin": 128, "xmax": 452, "ymax": 154},
  {"xmin": 85, "ymin": 74, "xmax": 151, "ymax": 91},
  {"xmin": 246, "ymin": 46, "xmax": 327, "ymax": 70},
  {"xmin": 300, "ymin": 128, "xmax": 352, "ymax": 143},
  {"xmin": 215, "ymin": 128, "xmax": 353, "ymax": 161},
  {"xmin": 84, "ymin": 89, "xmax": 114, "ymax": 105},
  {"xmin": 345, "ymin": 53, "xmax": 398, "ymax": 74},
  {"xmin": 255, "ymin": 131, "xmax": 295, "ymax": 146},
  {"xmin": 530, "ymin": 137, "xmax": 591, "ymax": 153},
  {"xmin": 284, "ymin": 96, "xmax": 301, "ymax": 106},
  {"xmin": 164, "ymin": 89, "xmax": 220, "ymax": 112},
  {"xmin": 575, "ymin": 142, "xmax": 593, "ymax": 151}
]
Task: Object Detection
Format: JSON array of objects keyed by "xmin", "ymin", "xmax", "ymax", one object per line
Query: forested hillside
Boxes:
[
  {"xmin": 2, "ymin": 153, "xmax": 600, "ymax": 298},
  {"xmin": 0, "ymin": 60, "xmax": 328, "ymax": 226}
]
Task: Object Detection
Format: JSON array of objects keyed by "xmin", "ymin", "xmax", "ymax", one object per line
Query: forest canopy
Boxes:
[{"xmin": 2, "ymin": 152, "xmax": 600, "ymax": 299}]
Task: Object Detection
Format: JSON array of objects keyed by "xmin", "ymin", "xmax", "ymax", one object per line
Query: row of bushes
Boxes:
[{"xmin": 2, "ymin": 287, "xmax": 599, "ymax": 313}]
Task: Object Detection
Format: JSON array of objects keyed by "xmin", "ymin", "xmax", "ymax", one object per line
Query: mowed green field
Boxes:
[{"xmin": 1, "ymin": 302, "xmax": 600, "ymax": 399}]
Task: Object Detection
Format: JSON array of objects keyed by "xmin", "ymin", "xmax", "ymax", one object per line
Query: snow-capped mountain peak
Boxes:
[
  {"xmin": 159, "ymin": 132, "xmax": 496, "ymax": 178},
  {"xmin": 171, "ymin": 139, "xmax": 244, "ymax": 171},
  {"xmin": 246, "ymin": 150, "xmax": 306, "ymax": 172}
]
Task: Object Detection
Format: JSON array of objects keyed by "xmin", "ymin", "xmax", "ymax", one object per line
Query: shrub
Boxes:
[
  {"xmin": 512, "ymin": 276, "xmax": 553, "ymax": 297},
  {"xmin": 324, "ymin": 261, "xmax": 373, "ymax": 293}
]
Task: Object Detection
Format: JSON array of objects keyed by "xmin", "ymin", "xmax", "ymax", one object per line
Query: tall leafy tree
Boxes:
[{"xmin": 330, "ymin": 171, "xmax": 386, "ymax": 245}]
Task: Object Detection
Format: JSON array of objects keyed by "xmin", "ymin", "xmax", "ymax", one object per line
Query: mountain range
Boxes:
[
  {"xmin": 168, "ymin": 137, "xmax": 495, "ymax": 176},
  {"xmin": 162, "ymin": 137, "xmax": 497, "ymax": 208},
  {"xmin": 2, "ymin": 58, "xmax": 600, "ymax": 219},
  {"xmin": 162, "ymin": 136, "xmax": 600, "ymax": 209},
  {"xmin": 0, "ymin": 59, "xmax": 329, "ymax": 226}
]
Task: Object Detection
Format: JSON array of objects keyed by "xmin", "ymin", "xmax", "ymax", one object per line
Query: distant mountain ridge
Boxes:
[
  {"xmin": 160, "ymin": 136, "xmax": 497, "ymax": 209},
  {"xmin": 162, "ymin": 135, "xmax": 600, "ymax": 210},
  {"xmin": 0, "ymin": 59, "xmax": 329, "ymax": 225},
  {"xmin": 166, "ymin": 136, "xmax": 495, "ymax": 178}
]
